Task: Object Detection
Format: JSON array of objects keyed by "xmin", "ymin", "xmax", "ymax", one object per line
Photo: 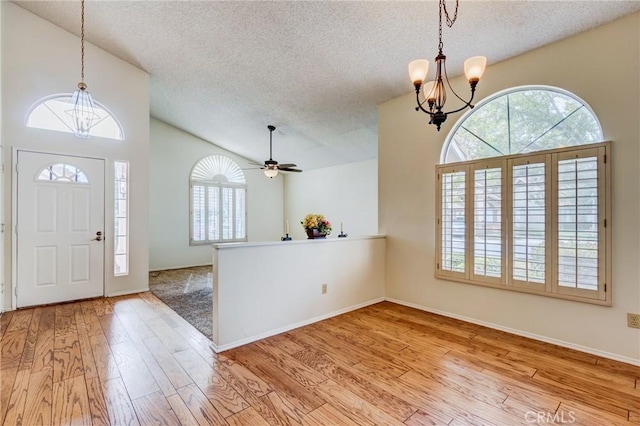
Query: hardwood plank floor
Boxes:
[{"xmin": 1, "ymin": 296, "xmax": 639, "ymax": 425}]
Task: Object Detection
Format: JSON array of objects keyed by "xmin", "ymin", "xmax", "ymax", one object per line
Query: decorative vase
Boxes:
[{"xmin": 306, "ymin": 229, "xmax": 327, "ymax": 239}]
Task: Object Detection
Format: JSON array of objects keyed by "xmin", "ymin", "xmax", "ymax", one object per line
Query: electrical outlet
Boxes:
[
  {"xmin": 628, "ymin": 313, "xmax": 640, "ymax": 329},
  {"xmin": 322, "ymin": 283, "xmax": 327, "ymax": 294}
]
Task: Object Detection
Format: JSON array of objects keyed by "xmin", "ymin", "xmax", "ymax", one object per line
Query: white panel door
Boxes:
[{"xmin": 16, "ymin": 151, "xmax": 105, "ymax": 307}]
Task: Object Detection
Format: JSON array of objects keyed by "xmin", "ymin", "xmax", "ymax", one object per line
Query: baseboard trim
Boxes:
[
  {"xmin": 385, "ymin": 297, "xmax": 640, "ymax": 367},
  {"xmin": 107, "ymin": 288, "xmax": 149, "ymax": 297},
  {"xmin": 149, "ymin": 264, "xmax": 212, "ymax": 273},
  {"xmin": 211, "ymin": 297, "xmax": 385, "ymax": 353}
]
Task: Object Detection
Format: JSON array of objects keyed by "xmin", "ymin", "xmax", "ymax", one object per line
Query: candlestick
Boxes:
[{"xmin": 340, "ymin": 222, "xmax": 343, "ymax": 233}]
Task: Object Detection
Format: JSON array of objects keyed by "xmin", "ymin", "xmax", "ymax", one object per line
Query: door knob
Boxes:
[{"xmin": 91, "ymin": 231, "xmax": 103, "ymax": 242}]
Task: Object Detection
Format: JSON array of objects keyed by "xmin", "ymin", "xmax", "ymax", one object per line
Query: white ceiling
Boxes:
[{"xmin": 13, "ymin": 1, "xmax": 640, "ymax": 170}]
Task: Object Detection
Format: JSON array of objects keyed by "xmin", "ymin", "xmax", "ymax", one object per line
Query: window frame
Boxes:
[
  {"xmin": 189, "ymin": 155, "xmax": 247, "ymax": 245},
  {"xmin": 435, "ymin": 142, "xmax": 611, "ymax": 306}
]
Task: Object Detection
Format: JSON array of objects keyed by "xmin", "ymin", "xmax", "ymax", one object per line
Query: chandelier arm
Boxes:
[
  {"xmin": 414, "ymin": 88, "xmax": 436, "ymax": 116},
  {"xmin": 442, "ymin": 61, "xmax": 469, "ymax": 105},
  {"xmin": 442, "ymin": 87, "xmax": 477, "ymax": 116}
]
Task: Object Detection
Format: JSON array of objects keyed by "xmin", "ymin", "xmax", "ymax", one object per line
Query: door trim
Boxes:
[{"xmin": 12, "ymin": 148, "xmax": 107, "ymax": 309}]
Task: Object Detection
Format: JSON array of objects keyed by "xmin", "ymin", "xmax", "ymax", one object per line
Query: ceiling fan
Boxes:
[{"xmin": 252, "ymin": 125, "xmax": 302, "ymax": 178}]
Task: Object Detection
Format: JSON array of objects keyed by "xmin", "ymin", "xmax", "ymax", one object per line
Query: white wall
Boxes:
[
  {"xmin": 212, "ymin": 236, "xmax": 386, "ymax": 351},
  {"xmin": 283, "ymin": 159, "xmax": 378, "ymax": 240},
  {"xmin": 2, "ymin": 3, "xmax": 150, "ymax": 308},
  {"xmin": 149, "ymin": 118, "xmax": 284, "ymax": 270},
  {"xmin": 379, "ymin": 13, "xmax": 640, "ymax": 363}
]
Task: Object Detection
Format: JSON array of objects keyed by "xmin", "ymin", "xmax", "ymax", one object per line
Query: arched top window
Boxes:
[
  {"xmin": 190, "ymin": 155, "xmax": 247, "ymax": 244},
  {"xmin": 26, "ymin": 94, "xmax": 124, "ymax": 141},
  {"xmin": 442, "ymin": 86, "xmax": 603, "ymax": 164},
  {"xmin": 190, "ymin": 155, "xmax": 245, "ymax": 184},
  {"xmin": 37, "ymin": 163, "xmax": 89, "ymax": 183}
]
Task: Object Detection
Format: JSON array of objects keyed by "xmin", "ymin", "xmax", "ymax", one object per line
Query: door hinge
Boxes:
[
  {"xmin": 604, "ymin": 283, "xmax": 607, "ymax": 292},
  {"xmin": 604, "ymin": 154, "xmax": 607, "ymax": 164},
  {"xmin": 1, "ymin": 164, "xmax": 4, "ymax": 173},
  {"xmin": 604, "ymin": 219, "xmax": 607, "ymax": 228},
  {"xmin": 14, "ymin": 225, "xmax": 17, "ymax": 235},
  {"xmin": 436, "ymin": 262, "xmax": 440, "ymax": 270}
]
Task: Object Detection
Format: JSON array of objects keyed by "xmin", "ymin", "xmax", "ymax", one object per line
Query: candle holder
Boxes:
[
  {"xmin": 338, "ymin": 231, "xmax": 348, "ymax": 238},
  {"xmin": 281, "ymin": 234, "xmax": 292, "ymax": 241}
]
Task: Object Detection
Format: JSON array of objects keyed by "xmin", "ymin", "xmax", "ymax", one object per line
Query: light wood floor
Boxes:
[{"xmin": 1, "ymin": 295, "xmax": 639, "ymax": 426}]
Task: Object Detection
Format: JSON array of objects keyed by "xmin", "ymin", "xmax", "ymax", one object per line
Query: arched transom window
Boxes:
[
  {"xmin": 37, "ymin": 163, "xmax": 89, "ymax": 183},
  {"xmin": 26, "ymin": 94, "xmax": 124, "ymax": 141},
  {"xmin": 436, "ymin": 86, "xmax": 610, "ymax": 306},
  {"xmin": 442, "ymin": 86, "xmax": 602, "ymax": 164},
  {"xmin": 190, "ymin": 155, "xmax": 247, "ymax": 244}
]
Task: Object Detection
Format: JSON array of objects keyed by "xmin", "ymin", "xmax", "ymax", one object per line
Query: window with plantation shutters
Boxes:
[
  {"xmin": 436, "ymin": 86, "xmax": 610, "ymax": 305},
  {"xmin": 190, "ymin": 155, "xmax": 247, "ymax": 244}
]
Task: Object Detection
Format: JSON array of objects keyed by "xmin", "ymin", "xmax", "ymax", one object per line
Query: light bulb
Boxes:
[{"xmin": 423, "ymin": 81, "xmax": 436, "ymax": 102}]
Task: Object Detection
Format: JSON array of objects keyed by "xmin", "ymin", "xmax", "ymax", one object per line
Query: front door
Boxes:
[{"xmin": 16, "ymin": 151, "xmax": 105, "ymax": 308}]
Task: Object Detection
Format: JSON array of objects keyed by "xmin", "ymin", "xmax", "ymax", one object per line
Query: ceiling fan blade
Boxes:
[
  {"xmin": 279, "ymin": 167, "xmax": 303, "ymax": 173},
  {"xmin": 248, "ymin": 161, "xmax": 264, "ymax": 167},
  {"xmin": 277, "ymin": 163, "xmax": 297, "ymax": 169}
]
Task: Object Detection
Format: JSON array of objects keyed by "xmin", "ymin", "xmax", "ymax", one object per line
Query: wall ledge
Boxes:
[
  {"xmin": 213, "ymin": 235, "xmax": 386, "ymax": 250},
  {"xmin": 385, "ymin": 297, "xmax": 640, "ymax": 367}
]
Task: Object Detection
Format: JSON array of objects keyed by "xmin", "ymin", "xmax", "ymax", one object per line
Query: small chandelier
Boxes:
[
  {"xmin": 408, "ymin": 0, "xmax": 487, "ymax": 131},
  {"xmin": 66, "ymin": 0, "xmax": 99, "ymax": 138}
]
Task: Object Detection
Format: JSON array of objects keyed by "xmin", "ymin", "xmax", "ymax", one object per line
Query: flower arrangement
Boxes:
[{"xmin": 301, "ymin": 213, "xmax": 332, "ymax": 235}]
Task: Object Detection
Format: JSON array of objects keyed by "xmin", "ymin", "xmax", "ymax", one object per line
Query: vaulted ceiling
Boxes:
[{"xmin": 14, "ymin": 1, "xmax": 640, "ymax": 170}]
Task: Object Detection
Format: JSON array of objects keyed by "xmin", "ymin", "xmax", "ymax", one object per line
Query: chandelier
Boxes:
[
  {"xmin": 408, "ymin": 0, "xmax": 487, "ymax": 131},
  {"xmin": 66, "ymin": 0, "xmax": 99, "ymax": 138}
]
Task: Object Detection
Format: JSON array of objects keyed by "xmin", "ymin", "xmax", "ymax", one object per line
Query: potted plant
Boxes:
[{"xmin": 301, "ymin": 214, "xmax": 332, "ymax": 239}]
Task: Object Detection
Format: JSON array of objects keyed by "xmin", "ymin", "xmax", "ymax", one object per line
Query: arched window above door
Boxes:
[{"xmin": 26, "ymin": 94, "xmax": 124, "ymax": 141}]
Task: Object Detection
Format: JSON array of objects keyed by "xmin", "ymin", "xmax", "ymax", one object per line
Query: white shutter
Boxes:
[
  {"xmin": 471, "ymin": 161, "xmax": 505, "ymax": 284},
  {"xmin": 235, "ymin": 188, "xmax": 246, "ymax": 239},
  {"xmin": 221, "ymin": 187, "xmax": 234, "ymax": 240},
  {"xmin": 191, "ymin": 185, "xmax": 206, "ymax": 242},
  {"xmin": 509, "ymin": 155, "xmax": 550, "ymax": 291},
  {"xmin": 208, "ymin": 186, "xmax": 220, "ymax": 241},
  {"xmin": 437, "ymin": 167, "xmax": 467, "ymax": 278},
  {"xmin": 553, "ymin": 148, "xmax": 605, "ymax": 300}
]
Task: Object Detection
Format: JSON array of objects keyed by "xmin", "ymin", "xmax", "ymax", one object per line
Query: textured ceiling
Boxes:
[{"xmin": 13, "ymin": 1, "xmax": 640, "ymax": 170}]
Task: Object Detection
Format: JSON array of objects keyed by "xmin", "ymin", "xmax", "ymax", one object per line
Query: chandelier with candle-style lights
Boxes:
[
  {"xmin": 408, "ymin": 0, "xmax": 487, "ymax": 131},
  {"xmin": 66, "ymin": 0, "xmax": 99, "ymax": 138}
]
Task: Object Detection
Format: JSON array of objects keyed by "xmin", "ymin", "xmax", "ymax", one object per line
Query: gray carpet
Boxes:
[{"xmin": 148, "ymin": 266, "xmax": 213, "ymax": 340}]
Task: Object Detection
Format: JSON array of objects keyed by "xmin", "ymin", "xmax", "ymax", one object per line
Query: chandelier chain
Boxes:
[
  {"xmin": 438, "ymin": 0, "xmax": 459, "ymax": 52},
  {"xmin": 80, "ymin": 0, "xmax": 85, "ymax": 81}
]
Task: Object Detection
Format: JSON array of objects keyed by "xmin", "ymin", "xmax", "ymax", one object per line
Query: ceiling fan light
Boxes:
[
  {"xmin": 408, "ymin": 59, "xmax": 429, "ymax": 85},
  {"xmin": 264, "ymin": 168, "xmax": 278, "ymax": 178},
  {"xmin": 464, "ymin": 56, "xmax": 487, "ymax": 83}
]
